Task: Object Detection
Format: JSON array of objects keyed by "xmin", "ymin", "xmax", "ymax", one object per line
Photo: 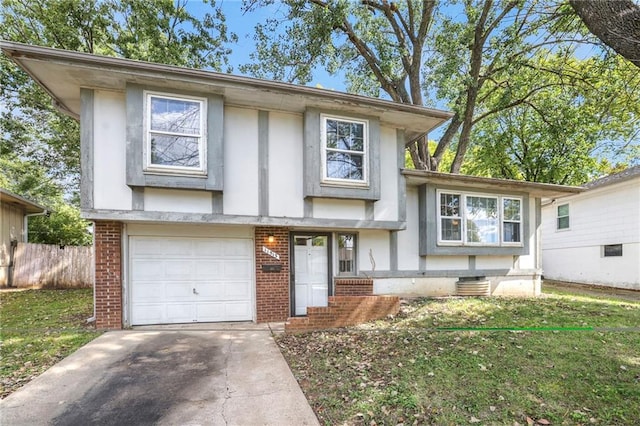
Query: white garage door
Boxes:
[{"xmin": 130, "ymin": 236, "xmax": 253, "ymax": 325}]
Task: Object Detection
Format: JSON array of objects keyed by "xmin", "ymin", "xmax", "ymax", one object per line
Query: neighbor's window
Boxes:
[
  {"xmin": 557, "ymin": 203, "xmax": 570, "ymax": 230},
  {"xmin": 603, "ymin": 244, "xmax": 623, "ymax": 257},
  {"xmin": 146, "ymin": 92, "xmax": 206, "ymax": 173},
  {"xmin": 322, "ymin": 115, "xmax": 368, "ymax": 184},
  {"xmin": 337, "ymin": 233, "xmax": 357, "ymax": 275},
  {"xmin": 437, "ymin": 191, "xmax": 522, "ymax": 246}
]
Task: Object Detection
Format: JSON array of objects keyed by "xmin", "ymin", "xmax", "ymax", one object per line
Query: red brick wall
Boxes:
[
  {"xmin": 255, "ymin": 227, "xmax": 290, "ymax": 322},
  {"xmin": 335, "ymin": 278, "xmax": 373, "ymax": 296},
  {"xmin": 285, "ymin": 296, "xmax": 400, "ymax": 333},
  {"xmin": 94, "ymin": 221, "xmax": 122, "ymax": 329}
]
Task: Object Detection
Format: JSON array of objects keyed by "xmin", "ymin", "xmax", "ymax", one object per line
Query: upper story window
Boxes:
[
  {"xmin": 145, "ymin": 92, "xmax": 206, "ymax": 174},
  {"xmin": 321, "ymin": 115, "xmax": 368, "ymax": 185},
  {"xmin": 557, "ymin": 203, "xmax": 570, "ymax": 230},
  {"xmin": 437, "ymin": 191, "xmax": 523, "ymax": 247}
]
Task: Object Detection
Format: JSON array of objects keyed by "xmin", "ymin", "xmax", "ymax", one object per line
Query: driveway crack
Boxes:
[{"xmin": 220, "ymin": 336, "xmax": 233, "ymax": 426}]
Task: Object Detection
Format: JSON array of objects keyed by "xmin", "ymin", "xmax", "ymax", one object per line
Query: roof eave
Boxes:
[{"xmin": 402, "ymin": 169, "xmax": 585, "ymax": 198}]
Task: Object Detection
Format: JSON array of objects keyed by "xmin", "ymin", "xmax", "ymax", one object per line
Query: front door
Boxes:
[{"xmin": 292, "ymin": 234, "xmax": 330, "ymax": 316}]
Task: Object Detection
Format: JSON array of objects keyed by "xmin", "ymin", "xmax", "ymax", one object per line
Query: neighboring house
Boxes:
[
  {"xmin": 542, "ymin": 166, "xmax": 640, "ymax": 290},
  {"xmin": 1, "ymin": 42, "xmax": 582, "ymax": 329},
  {"xmin": 0, "ymin": 188, "xmax": 47, "ymax": 287}
]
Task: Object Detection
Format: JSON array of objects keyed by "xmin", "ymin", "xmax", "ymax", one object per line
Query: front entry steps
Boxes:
[{"xmin": 285, "ymin": 295, "xmax": 400, "ymax": 333}]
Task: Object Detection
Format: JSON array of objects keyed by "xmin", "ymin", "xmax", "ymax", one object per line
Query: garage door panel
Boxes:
[
  {"xmin": 195, "ymin": 261, "xmax": 223, "ymax": 277},
  {"xmin": 131, "ymin": 260, "xmax": 165, "ymax": 280},
  {"xmin": 130, "ymin": 236, "xmax": 254, "ymax": 325},
  {"xmin": 165, "ymin": 260, "xmax": 195, "ymax": 278},
  {"xmin": 224, "ymin": 260, "xmax": 252, "ymax": 278}
]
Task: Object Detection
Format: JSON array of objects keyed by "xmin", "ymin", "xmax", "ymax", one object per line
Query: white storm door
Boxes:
[{"xmin": 293, "ymin": 235, "xmax": 329, "ymax": 316}]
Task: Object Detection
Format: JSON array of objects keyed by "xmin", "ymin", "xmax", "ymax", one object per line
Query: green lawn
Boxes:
[
  {"xmin": 0, "ymin": 289, "xmax": 103, "ymax": 399},
  {"xmin": 277, "ymin": 287, "xmax": 640, "ymax": 425}
]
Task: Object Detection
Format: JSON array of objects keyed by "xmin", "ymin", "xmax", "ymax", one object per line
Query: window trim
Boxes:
[
  {"xmin": 320, "ymin": 114, "xmax": 369, "ymax": 187},
  {"xmin": 143, "ymin": 91, "xmax": 207, "ymax": 176},
  {"xmin": 556, "ymin": 203, "xmax": 570, "ymax": 231},
  {"xmin": 436, "ymin": 190, "xmax": 523, "ymax": 248}
]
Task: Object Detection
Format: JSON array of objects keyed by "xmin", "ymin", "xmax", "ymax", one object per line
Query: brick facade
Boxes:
[
  {"xmin": 94, "ymin": 221, "xmax": 123, "ymax": 329},
  {"xmin": 335, "ymin": 278, "xmax": 374, "ymax": 296},
  {"xmin": 285, "ymin": 295, "xmax": 400, "ymax": 333},
  {"xmin": 255, "ymin": 227, "xmax": 290, "ymax": 322}
]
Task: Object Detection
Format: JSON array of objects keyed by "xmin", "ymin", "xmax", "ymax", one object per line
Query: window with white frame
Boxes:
[
  {"xmin": 322, "ymin": 115, "xmax": 368, "ymax": 184},
  {"xmin": 145, "ymin": 92, "xmax": 206, "ymax": 174},
  {"xmin": 437, "ymin": 191, "xmax": 523, "ymax": 246},
  {"xmin": 557, "ymin": 203, "xmax": 570, "ymax": 230},
  {"xmin": 337, "ymin": 233, "xmax": 357, "ymax": 275}
]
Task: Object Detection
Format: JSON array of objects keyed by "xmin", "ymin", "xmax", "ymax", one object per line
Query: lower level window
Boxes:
[
  {"xmin": 438, "ymin": 191, "xmax": 523, "ymax": 246},
  {"xmin": 337, "ymin": 234, "xmax": 356, "ymax": 275},
  {"xmin": 603, "ymin": 244, "xmax": 623, "ymax": 257}
]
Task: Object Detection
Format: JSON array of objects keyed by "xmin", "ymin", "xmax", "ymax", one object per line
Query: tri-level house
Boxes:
[{"xmin": 2, "ymin": 42, "xmax": 582, "ymax": 330}]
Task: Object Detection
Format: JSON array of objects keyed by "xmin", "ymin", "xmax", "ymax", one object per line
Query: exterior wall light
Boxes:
[{"xmin": 268, "ymin": 235, "xmax": 275, "ymax": 243}]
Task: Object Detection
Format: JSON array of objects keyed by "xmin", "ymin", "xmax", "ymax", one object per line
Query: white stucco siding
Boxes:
[
  {"xmin": 223, "ymin": 107, "xmax": 259, "ymax": 216},
  {"xmin": 93, "ymin": 90, "xmax": 131, "ymax": 210},
  {"xmin": 313, "ymin": 199, "xmax": 366, "ymax": 220},
  {"xmin": 358, "ymin": 230, "xmax": 391, "ymax": 271},
  {"xmin": 268, "ymin": 112, "xmax": 304, "ymax": 217},
  {"xmin": 476, "ymin": 255, "xmax": 513, "ymax": 270},
  {"xmin": 144, "ymin": 188, "xmax": 212, "ymax": 214},
  {"xmin": 541, "ymin": 178, "xmax": 640, "ymax": 289},
  {"xmin": 126, "ymin": 223, "xmax": 254, "ymax": 239},
  {"xmin": 397, "ymin": 187, "xmax": 420, "ymax": 270},
  {"xmin": 373, "ymin": 126, "xmax": 399, "ymax": 221},
  {"xmin": 425, "ymin": 256, "xmax": 468, "ymax": 270}
]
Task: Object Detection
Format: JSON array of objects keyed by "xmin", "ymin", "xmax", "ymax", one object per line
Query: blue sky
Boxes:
[{"xmin": 188, "ymin": 0, "xmax": 348, "ymax": 91}]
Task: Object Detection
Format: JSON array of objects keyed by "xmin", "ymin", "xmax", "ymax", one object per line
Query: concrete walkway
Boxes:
[{"xmin": 0, "ymin": 323, "xmax": 319, "ymax": 426}]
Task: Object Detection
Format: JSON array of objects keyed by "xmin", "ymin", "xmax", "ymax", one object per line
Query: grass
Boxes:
[
  {"xmin": 277, "ymin": 286, "xmax": 640, "ymax": 425},
  {"xmin": 0, "ymin": 289, "xmax": 103, "ymax": 399}
]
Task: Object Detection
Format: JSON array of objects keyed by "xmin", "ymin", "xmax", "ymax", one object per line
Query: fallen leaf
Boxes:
[
  {"xmin": 526, "ymin": 417, "xmax": 535, "ymax": 426},
  {"xmin": 490, "ymin": 406, "xmax": 496, "ymax": 412},
  {"xmin": 470, "ymin": 416, "xmax": 481, "ymax": 423},
  {"xmin": 537, "ymin": 419, "xmax": 551, "ymax": 425}
]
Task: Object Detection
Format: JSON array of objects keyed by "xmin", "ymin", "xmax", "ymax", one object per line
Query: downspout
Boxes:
[
  {"xmin": 87, "ymin": 222, "xmax": 96, "ymax": 324},
  {"xmin": 7, "ymin": 239, "xmax": 18, "ymax": 288}
]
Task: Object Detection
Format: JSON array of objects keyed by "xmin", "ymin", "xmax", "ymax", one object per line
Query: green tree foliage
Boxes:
[
  {"xmin": 242, "ymin": 0, "xmax": 638, "ymax": 179},
  {"xmin": 463, "ymin": 53, "xmax": 640, "ymax": 185},
  {"xmin": 1, "ymin": 0, "xmax": 235, "ymax": 244},
  {"xmin": 1, "ymin": 156, "xmax": 91, "ymax": 245}
]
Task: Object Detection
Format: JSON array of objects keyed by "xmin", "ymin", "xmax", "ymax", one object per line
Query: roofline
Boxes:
[
  {"xmin": 585, "ymin": 165, "xmax": 640, "ymax": 190},
  {"xmin": 0, "ymin": 188, "xmax": 47, "ymax": 213},
  {"xmin": 402, "ymin": 170, "xmax": 585, "ymax": 197},
  {"xmin": 0, "ymin": 41, "xmax": 454, "ymax": 124}
]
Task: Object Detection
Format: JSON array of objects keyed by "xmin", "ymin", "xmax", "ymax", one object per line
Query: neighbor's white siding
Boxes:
[
  {"xmin": 93, "ymin": 90, "xmax": 131, "ymax": 210},
  {"xmin": 542, "ymin": 178, "xmax": 640, "ymax": 289},
  {"xmin": 268, "ymin": 111, "xmax": 304, "ymax": 218}
]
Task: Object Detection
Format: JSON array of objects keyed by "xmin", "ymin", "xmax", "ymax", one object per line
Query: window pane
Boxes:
[
  {"xmin": 150, "ymin": 134, "xmax": 200, "ymax": 167},
  {"xmin": 150, "ymin": 97, "xmax": 201, "ymax": 135},
  {"xmin": 338, "ymin": 234, "xmax": 356, "ymax": 274},
  {"xmin": 557, "ymin": 204, "xmax": 569, "ymax": 217},
  {"xmin": 503, "ymin": 199, "xmax": 521, "ymax": 221},
  {"xmin": 466, "ymin": 196, "xmax": 498, "ymax": 244},
  {"xmin": 557, "ymin": 216, "xmax": 570, "ymax": 230},
  {"xmin": 503, "ymin": 222, "xmax": 521, "ymax": 243},
  {"xmin": 441, "ymin": 218, "xmax": 462, "ymax": 241},
  {"xmin": 327, "ymin": 119, "xmax": 364, "ymax": 152},
  {"xmin": 440, "ymin": 193, "xmax": 460, "ymax": 217},
  {"xmin": 603, "ymin": 244, "xmax": 623, "ymax": 257},
  {"xmin": 326, "ymin": 152, "xmax": 363, "ymax": 180}
]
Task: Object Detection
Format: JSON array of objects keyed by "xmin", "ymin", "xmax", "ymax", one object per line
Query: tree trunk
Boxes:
[{"xmin": 570, "ymin": 0, "xmax": 640, "ymax": 68}]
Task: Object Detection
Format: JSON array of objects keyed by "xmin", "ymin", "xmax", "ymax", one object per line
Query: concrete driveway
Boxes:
[{"xmin": 0, "ymin": 323, "xmax": 319, "ymax": 426}]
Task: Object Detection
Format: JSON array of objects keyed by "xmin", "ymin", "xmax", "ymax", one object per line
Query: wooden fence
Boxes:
[{"xmin": 11, "ymin": 243, "xmax": 93, "ymax": 288}]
